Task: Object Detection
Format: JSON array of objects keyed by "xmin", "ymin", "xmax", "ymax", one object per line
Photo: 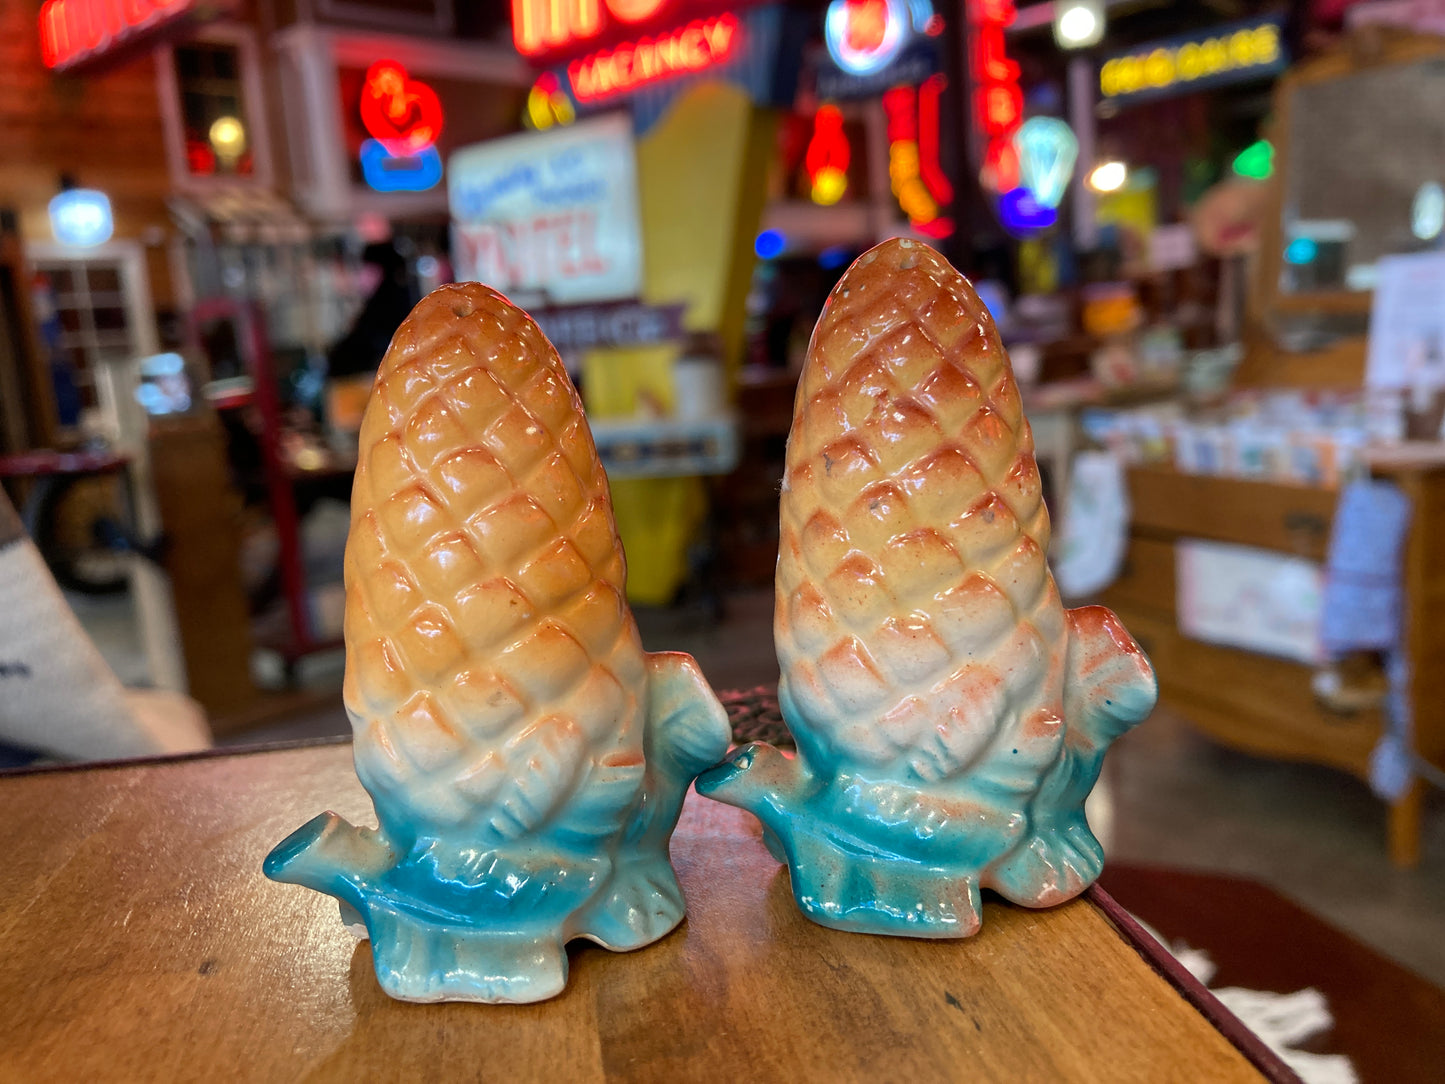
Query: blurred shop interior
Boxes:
[{"xmin": 2, "ymin": 0, "xmax": 1445, "ymax": 1070}]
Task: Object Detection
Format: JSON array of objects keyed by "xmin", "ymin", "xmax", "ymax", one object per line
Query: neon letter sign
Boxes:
[
  {"xmin": 512, "ymin": 0, "xmax": 603, "ymax": 57},
  {"xmin": 565, "ymin": 14, "xmax": 741, "ymax": 104},
  {"xmin": 513, "ymin": 0, "xmax": 709, "ymax": 58},
  {"xmin": 606, "ymin": 0, "xmax": 668, "ymax": 22},
  {"xmin": 40, "ymin": 0, "xmax": 196, "ymax": 72},
  {"xmin": 967, "ymin": 0, "xmax": 1022, "ymax": 193},
  {"xmin": 917, "ymin": 73, "xmax": 953, "ymax": 206}
]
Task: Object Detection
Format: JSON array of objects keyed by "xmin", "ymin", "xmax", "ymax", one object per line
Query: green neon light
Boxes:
[{"xmin": 1232, "ymin": 139, "xmax": 1273, "ymax": 180}]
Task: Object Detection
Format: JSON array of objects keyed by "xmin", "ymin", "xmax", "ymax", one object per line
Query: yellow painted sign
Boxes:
[{"xmin": 1099, "ymin": 17, "xmax": 1286, "ymax": 105}]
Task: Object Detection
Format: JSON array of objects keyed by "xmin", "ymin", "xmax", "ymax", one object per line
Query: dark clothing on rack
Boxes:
[{"xmin": 327, "ymin": 243, "xmax": 414, "ymax": 378}]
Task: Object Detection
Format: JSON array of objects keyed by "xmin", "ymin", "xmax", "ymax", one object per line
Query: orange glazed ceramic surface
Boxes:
[
  {"xmin": 699, "ymin": 239, "xmax": 1157, "ymax": 936},
  {"xmin": 265, "ymin": 284, "xmax": 730, "ymax": 1003}
]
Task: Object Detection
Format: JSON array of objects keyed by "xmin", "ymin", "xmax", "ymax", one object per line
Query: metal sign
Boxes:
[
  {"xmin": 449, "ymin": 113, "xmax": 643, "ymax": 306},
  {"xmin": 530, "ymin": 300, "xmax": 687, "ymax": 352},
  {"xmin": 591, "ymin": 414, "xmax": 740, "ymax": 478}
]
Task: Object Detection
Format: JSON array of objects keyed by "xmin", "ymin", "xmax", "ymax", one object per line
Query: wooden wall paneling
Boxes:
[
  {"xmin": 0, "ymin": 233, "xmax": 59, "ymax": 452},
  {"xmin": 147, "ymin": 413, "xmax": 258, "ymax": 723},
  {"xmin": 0, "ymin": 2, "xmax": 175, "ymax": 307}
]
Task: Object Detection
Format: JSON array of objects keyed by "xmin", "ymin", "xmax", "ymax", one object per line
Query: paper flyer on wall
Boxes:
[{"xmin": 1365, "ymin": 251, "xmax": 1445, "ymax": 391}]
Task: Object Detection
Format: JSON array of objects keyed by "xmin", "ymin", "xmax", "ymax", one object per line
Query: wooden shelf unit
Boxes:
[{"xmin": 1099, "ymin": 465, "xmax": 1443, "ymax": 866}]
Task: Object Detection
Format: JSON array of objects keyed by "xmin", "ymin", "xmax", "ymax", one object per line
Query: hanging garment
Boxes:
[
  {"xmin": 1055, "ymin": 449, "xmax": 1131, "ymax": 598},
  {"xmin": 1318, "ymin": 479, "xmax": 1413, "ymax": 800}
]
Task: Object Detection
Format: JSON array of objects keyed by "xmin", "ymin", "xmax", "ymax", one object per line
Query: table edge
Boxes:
[
  {"xmin": 0, "ymin": 735, "xmax": 352, "ymax": 779},
  {"xmin": 1086, "ymin": 884, "xmax": 1301, "ymax": 1084}
]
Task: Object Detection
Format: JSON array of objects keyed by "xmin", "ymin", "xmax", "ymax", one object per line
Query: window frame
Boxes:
[
  {"xmin": 23, "ymin": 240, "xmax": 160, "ymax": 437},
  {"xmin": 155, "ymin": 24, "xmax": 275, "ymax": 193}
]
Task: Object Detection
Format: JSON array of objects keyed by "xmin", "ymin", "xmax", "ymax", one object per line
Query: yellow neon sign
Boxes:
[{"xmin": 1100, "ymin": 22, "xmax": 1281, "ymax": 100}]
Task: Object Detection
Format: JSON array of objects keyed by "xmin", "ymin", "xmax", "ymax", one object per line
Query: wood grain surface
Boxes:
[
  {"xmin": 0, "ymin": 745, "xmax": 1264, "ymax": 1083},
  {"xmin": 1126, "ymin": 466, "xmax": 1336, "ymax": 561}
]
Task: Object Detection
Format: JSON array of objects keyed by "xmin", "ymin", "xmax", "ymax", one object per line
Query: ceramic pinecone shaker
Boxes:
[
  {"xmin": 264, "ymin": 283, "xmax": 730, "ymax": 1003},
  {"xmin": 697, "ymin": 239, "xmax": 1157, "ymax": 937}
]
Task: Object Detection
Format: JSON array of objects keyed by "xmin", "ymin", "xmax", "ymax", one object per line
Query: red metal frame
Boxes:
[{"xmin": 190, "ymin": 298, "xmax": 332, "ymax": 665}]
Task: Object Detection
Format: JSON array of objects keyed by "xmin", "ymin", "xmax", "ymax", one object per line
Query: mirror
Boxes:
[{"xmin": 1279, "ymin": 54, "xmax": 1445, "ymax": 295}]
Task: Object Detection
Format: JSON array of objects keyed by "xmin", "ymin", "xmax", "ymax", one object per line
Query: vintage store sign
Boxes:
[
  {"xmin": 1099, "ymin": 16, "xmax": 1287, "ymax": 106},
  {"xmin": 449, "ymin": 113, "xmax": 643, "ymax": 306}
]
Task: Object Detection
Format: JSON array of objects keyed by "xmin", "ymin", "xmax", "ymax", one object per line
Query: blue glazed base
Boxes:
[
  {"xmin": 696, "ymin": 608, "xmax": 1157, "ymax": 938},
  {"xmin": 700, "ymin": 743, "xmax": 1105, "ymax": 938},
  {"xmin": 265, "ymin": 811, "xmax": 689, "ymax": 1002},
  {"xmin": 264, "ymin": 652, "xmax": 730, "ymax": 1003}
]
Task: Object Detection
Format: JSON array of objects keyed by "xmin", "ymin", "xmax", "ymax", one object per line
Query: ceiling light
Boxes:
[{"xmin": 1054, "ymin": 0, "xmax": 1105, "ymax": 50}]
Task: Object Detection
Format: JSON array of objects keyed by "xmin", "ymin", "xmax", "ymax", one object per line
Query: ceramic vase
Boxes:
[
  {"xmin": 697, "ymin": 239, "xmax": 1157, "ymax": 937},
  {"xmin": 265, "ymin": 283, "xmax": 731, "ymax": 1003}
]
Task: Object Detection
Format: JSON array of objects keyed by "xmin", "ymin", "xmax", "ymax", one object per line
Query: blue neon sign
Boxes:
[{"xmin": 360, "ymin": 139, "xmax": 443, "ymax": 193}]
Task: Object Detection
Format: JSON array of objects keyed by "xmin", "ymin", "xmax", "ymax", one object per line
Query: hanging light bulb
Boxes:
[
  {"xmin": 209, "ymin": 116, "xmax": 247, "ymax": 165},
  {"xmin": 1087, "ymin": 160, "xmax": 1128, "ymax": 193},
  {"xmin": 1014, "ymin": 117, "xmax": 1078, "ymax": 210}
]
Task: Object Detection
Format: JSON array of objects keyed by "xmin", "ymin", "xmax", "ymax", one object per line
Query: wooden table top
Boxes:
[{"xmin": 0, "ymin": 743, "xmax": 1276, "ymax": 1082}]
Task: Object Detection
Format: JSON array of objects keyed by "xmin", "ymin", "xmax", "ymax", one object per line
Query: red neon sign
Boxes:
[
  {"xmin": 566, "ymin": 14, "xmax": 741, "ymax": 103},
  {"xmin": 883, "ymin": 82, "xmax": 953, "ymax": 236},
  {"xmin": 607, "ymin": 0, "xmax": 669, "ymax": 21},
  {"xmin": 805, "ymin": 105, "xmax": 851, "ymax": 205},
  {"xmin": 967, "ymin": 0, "xmax": 1021, "ymax": 194},
  {"xmin": 514, "ymin": 0, "xmax": 702, "ymax": 58},
  {"xmin": 361, "ymin": 60, "xmax": 444, "ymax": 157},
  {"xmin": 917, "ymin": 74, "xmax": 953, "ymax": 205},
  {"xmin": 513, "ymin": 0, "xmax": 602, "ymax": 57},
  {"xmin": 39, "ymin": 0, "xmax": 196, "ymax": 72}
]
